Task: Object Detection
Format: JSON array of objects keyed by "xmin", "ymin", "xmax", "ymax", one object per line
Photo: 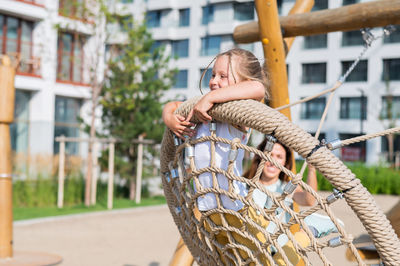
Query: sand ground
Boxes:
[{"xmin": 9, "ymin": 193, "xmax": 400, "ymax": 266}]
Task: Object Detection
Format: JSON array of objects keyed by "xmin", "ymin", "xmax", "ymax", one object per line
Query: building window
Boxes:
[
  {"xmin": 179, "ymin": 8, "xmax": 190, "ymax": 27},
  {"xmin": 174, "ymin": 70, "xmax": 188, "ymax": 89},
  {"xmin": 383, "ymin": 58, "xmax": 400, "ymax": 81},
  {"xmin": 302, "ymin": 63, "xmax": 326, "ymax": 84},
  {"xmin": 234, "ymin": 2, "xmax": 254, "ymax": 21},
  {"xmin": 120, "ymin": 0, "xmax": 133, "ymax": 3},
  {"xmin": 339, "ymin": 133, "xmax": 366, "ymax": 162},
  {"xmin": 202, "ymin": 5, "xmax": 214, "ymax": 25},
  {"xmin": 381, "ymin": 96, "xmax": 400, "ymax": 119},
  {"xmin": 201, "ymin": 35, "xmax": 221, "ymax": 56},
  {"xmin": 54, "ymin": 96, "xmax": 81, "ymax": 155},
  {"xmin": 342, "ymin": 0, "xmax": 358, "ymax": 5},
  {"xmin": 171, "ymin": 39, "xmax": 189, "ymax": 58},
  {"xmin": 146, "ymin": 10, "xmax": 161, "ymax": 28},
  {"xmin": 10, "ymin": 90, "xmax": 30, "ymax": 153},
  {"xmin": 340, "ymin": 97, "xmax": 367, "ymax": 120},
  {"xmin": 59, "ymin": 0, "xmax": 85, "ymax": 19},
  {"xmin": 342, "ymin": 30, "xmax": 364, "ymax": 46},
  {"xmin": 200, "ymin": 68, "xmax": 212, "ymax": 88},
  {"xmin": 57, "ymin": 32, "xmax": 85, "ymax": 83},
  {"xmin": 117, "ymin": 15, "xmax": 133, "ymax": 32},
  {"xmin": 300, "ymin": 97, "xmax": 326, "ymax": 119},
  {"xmin": 304, "ymin": 34, "xmax": 327, "ymax": 49},
  {"xmin": 383, "ymin": 25, "xmax": 400, "ymax": 44},
  {"xmin": 341, "ymin": 60, "xmax": 368, "ymax": 82},
  {"xmin": 0, "ymin": 14, "xmax": 37, "ymax": 75},
  {"xmin": 312, "ymin": 0, "xmax": 328, "ymax": 11},
  {"xmin": 381, "ymin": 135, "xmax": 400, "ymax": 154}
]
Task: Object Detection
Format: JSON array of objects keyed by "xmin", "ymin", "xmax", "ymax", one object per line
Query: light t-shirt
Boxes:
[{"xmin": 194, "ymin": 122, "xmax": 249, "ymax": 211}]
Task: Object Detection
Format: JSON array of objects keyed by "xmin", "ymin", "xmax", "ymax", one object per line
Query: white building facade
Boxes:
[
  {"xmin": 2, "ymin": 0, "xmax": 399, "ymax": 165},
  {"xmin": 119, "ymin": 0, "xmax": 400, "ymax": 164},
  {"xmin": 0, "ymin": 0, "xmax": 101, "ymax": 162}
]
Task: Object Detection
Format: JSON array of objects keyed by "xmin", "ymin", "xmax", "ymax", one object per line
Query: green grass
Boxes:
[{"xmin": 13, "ymin": 196, "xmax": 166, "ymax": 221}]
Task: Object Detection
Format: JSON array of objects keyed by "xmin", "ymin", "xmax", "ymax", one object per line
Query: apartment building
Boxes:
[
  {"xmin": 0, "ymin": 0, "xmax": 101, "ymax": 160},
  {"xmin": 117, "ymin": 0, "xmax": 400, "ymax": 164},
  {"xmin": 2, "ymin": 0, "xmax": 399, "ymax": 165}
]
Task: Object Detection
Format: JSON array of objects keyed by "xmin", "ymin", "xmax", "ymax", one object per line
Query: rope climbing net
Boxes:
[{"xmin": 160, "ymin": 27, "xmax": 400, "ymax": 266}]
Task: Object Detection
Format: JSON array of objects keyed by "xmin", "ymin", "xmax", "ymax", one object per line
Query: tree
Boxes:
[{"xmin": 100, "ymin": 17, "xmax": 176, "ymax": 200}]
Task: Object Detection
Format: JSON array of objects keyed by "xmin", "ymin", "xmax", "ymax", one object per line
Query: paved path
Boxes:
[{"xmin": 12, "ymin": 194, "xmax": 400, "ymax": 266}]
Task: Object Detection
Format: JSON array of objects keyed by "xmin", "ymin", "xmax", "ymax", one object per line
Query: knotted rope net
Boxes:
[{"xmin": 160, "ymin": 97, "xmax": 400, "ymax": 266}]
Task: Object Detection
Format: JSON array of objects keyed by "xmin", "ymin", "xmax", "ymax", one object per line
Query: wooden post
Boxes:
[
  {"xmin": 57, "ymin": 136, "xmax": 66, "ymax": 209},
  {"xmin": 0, "ymin": 56, "xmax": 15, "ymax": 258},
  {"xmin": 107, "ymin": 141, "xmax": 115, "ymax": 210},
  {"xmin": 91, "ymin": 141, "xmax": 99, "ymax": 205},
  {"xmin": 234, "ymin": 0, "xmax": 400, "ymax": 44},
  {"xmin": 255, "ymin": 0, "xmax": 291, "ymax": 117},
  {"xmin": 135, "ymin": 134, "xmax": 144, "ymax": 204}
]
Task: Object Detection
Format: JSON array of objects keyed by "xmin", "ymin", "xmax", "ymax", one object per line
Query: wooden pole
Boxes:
[
  {"xmin": 0, "ymin": 56, "xmax": 15, "ymax": 258},
  {"xmin": 284, "ymin": 0, "xmax": 314, "ymax": 50},
  {"xmin": 255, "ymin": 0, "xmax": 291, "ymax": 117},
  {"xmin": 234, "ymin": 0, "xmax": 400, "ymax": 44},
  {"xmin": 57, "ymin": 136, "xmax": 66, "ymax": 209},
  {"xmin": 91, "ymin": 141, "xmax": 99, "ymax": 205},
  {"xmin": 107, "ymin": 141, "xmax": 115, "ymax": 210},
  {"xmin": 135, "ymin": 134, "xmax": 144, "ymax": 204}
]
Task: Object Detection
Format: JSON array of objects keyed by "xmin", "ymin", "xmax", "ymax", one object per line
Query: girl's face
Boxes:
[
  {"xmin": 209, "ymin": 55, "xmax": 241, "ymax": 90},
  {"xmin": 261, "ymin": 143, "xmax": 287, "ymax": 184}
]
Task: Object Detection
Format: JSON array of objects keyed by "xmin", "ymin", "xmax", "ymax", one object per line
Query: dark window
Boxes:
[
  {"xmin": 202, "ymin": 5, "xmax": 214, "ymax": 25},
  {"xmin": 341, "ymin": 60, "xmax": 368, "ymax": 82},
  {"xmin": 10, "ymin": 90, "xmax": 30, "ymax": 153},
  {"xmin": 146, "ymin": 10, "xmax": 161, "ymax": 28},
  {"xmin": 308, "ymin": 132, "xmax": 326, "ymax": 142},
  {"xmin": 300, "ymin": 97, "xmax": 326, "ymax": 119},
  {"xmin": 0, "ymin": 14, "xmax": 37, "ymax": 75},
  {"xmin": 339, "ymin": 133, "xmax": 366, "ymax": 162},
  {"xmin": 179, "ymin": 8, "xmax": 190, "ymax": 27},
  {"xmin": 304, "ymin": 34, "xmax": 327, "ymax": 49},
  {"xmin": 383, "ymin": 25, "xmax": 400, "ymax": 44},
  {"xmin": 54, "ymin": 96, "xmax": 81, "ymax": 155},
  {"xmin": 234, "ymin": 2, "xmax": 254, "ymax": 21},
  {"xmin": 200, "ymin": 68, "xmax": 212, "ymax": 88},
  {"xmin": 302, "ymin": 63, "xmax": 326, "ymax": 83},
  {"xmin": 381, "ymin": 135, "xmax": 400, "ymax": 153},
  {"xmin": 340, "ymin": 97, "xmax": 367, "ymax": 120},
  {"xmin": 383, "ymin": 59, "xmax": 400, "ymax": 81},
  {"xmin": 381, "ymin": 96, "xmax": 400, "ymax": 119},
  {"xmin": 342, "ymin": 0, "xmax": 358, "ymax": 5},
  {"xmin": 201, "ymin": 35, "xmax": 221, "ymax": 56},
  {"xmin": 57, "ymin": 32, "xmax": 85, "ymax": 83},
  {"xmin": 59, "ymin": 0, "xmax": 85, "ymax": 19},
  {"xmin": 171, "ymin": 39, "xmax": 189, "ymax": 58},
  {"xmin": 174, "ymin": 70, "xmax": 188, "ymax": 89},
  {"xmin": 277, "ymin": 0, "xmax": 283, "ymax": 14},
  {"xmin": 312, "ymin": 0, "xmax": 328, "ymax": 11},
  {"xmin": 342, "ymin": 30, "xmax": 364, "ymax": 46}
]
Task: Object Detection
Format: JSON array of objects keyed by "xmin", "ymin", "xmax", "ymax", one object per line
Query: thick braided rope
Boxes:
[
  {"xmin": 160, "ymin": 98, "xmax": 400, "ymax": 265},
  {"xmin": 340, "ymin": 126, "xmax": 400, "ymax": 147}
]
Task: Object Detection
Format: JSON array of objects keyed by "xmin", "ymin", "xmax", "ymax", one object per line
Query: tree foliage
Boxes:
[{"xmin": 100, "ymin": 17, "xmax": 176, "ymax": 181}]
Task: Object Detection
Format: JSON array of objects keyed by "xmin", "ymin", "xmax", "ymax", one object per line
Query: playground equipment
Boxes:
[
  {"xmin": 162, "ymin": 0, "xmax": 400, "ymax": 265},
  {"xmin": 0, "ymin": 56, "xmax": 62, "ymax": 265}
]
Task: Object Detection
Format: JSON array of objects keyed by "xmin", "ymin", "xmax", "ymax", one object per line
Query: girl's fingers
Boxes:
[{"xmin": 176, "ymin": 115, "xmax": 186, "ymax": 121}]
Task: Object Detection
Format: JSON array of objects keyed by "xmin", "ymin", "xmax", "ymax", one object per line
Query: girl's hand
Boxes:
[
  {"xmin": 186, "ymin": 94, "xmax": 213, "ymax": 124},
  {"xmin": 166, "ymin": 114, "xmax": 195, "ymax": 140}
]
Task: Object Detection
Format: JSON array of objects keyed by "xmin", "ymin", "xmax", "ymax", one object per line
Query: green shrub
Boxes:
[{"xmin": 297, "ymin": 161, "xmax": 400, "ymax": 195}]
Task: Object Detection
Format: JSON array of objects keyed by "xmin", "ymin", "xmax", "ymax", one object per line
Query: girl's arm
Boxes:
[
  {"xmin": 186, "ymin": 80, "xmax": 265, "ymax": 123},
  {"xmin": 292, "ymin": 165, "xmax": 317, "ymax": 206},
  {"xmin": 162, "ymin": 101, "xmax": 195, "ymax": 139}
]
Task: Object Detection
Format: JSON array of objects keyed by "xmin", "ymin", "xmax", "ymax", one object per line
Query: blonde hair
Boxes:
[{"xmin": 199, "ymin": 48, "xmax": 270, "ymax": 100}]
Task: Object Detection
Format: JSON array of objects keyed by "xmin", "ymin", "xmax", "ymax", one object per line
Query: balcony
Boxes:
[
  {"xmin": 5, "ymin": 52, "xmax": 41, "ymax": 77},
  {"xmin": 0, "ymin": 0, "xmax": 46, "ymax": 20}
]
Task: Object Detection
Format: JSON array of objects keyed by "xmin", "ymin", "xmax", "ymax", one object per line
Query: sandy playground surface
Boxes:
[{"xmin": 9, "ymin": 193, "xmax": 400, "ymax": 266}]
